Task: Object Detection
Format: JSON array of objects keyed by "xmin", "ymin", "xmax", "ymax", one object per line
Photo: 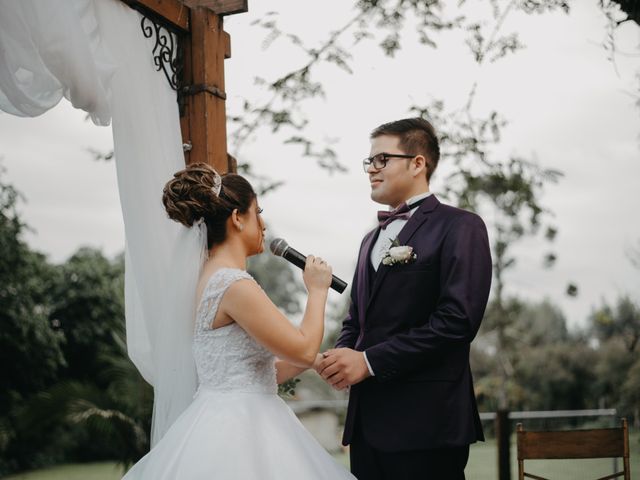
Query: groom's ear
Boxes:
[{"xmin": 411, "ymin": 155, "xmax": 427, "ymax": 177}]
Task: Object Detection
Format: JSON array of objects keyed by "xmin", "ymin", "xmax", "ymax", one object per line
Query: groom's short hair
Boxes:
[{"xmin": 371, "ymin": 117, "xmax": 440, "ymax": 182}]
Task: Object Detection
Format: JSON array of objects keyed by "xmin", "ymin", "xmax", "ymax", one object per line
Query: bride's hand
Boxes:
[
  {"xmin": 303, "ymin": 255, "xmax": 332, "ymax": 293},
  {"xmin": 312, "ymin": 353, "xmax": 324, "ymax": 373}
]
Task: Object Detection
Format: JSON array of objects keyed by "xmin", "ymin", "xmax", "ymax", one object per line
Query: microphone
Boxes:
[{"xmin": 270, "ymin": 238, "xmax": 347, "ymax": 294}]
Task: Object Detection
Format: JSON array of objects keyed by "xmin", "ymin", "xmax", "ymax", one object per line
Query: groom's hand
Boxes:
[{"xmin": 317, "ymin": 348, "xmax": 370, "ymax": 390}]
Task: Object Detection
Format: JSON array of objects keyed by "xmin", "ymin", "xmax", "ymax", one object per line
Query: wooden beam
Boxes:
[
  {"xmin": 119, "ymin": 0, "xmax": 238, "ymax": 172},
  {"xmin": 180, "ymin": 0, "xmax": 248, "ymax": 16},
  {"xmin": 120, "ymin": 0, "xmax": 190, "ymax": 33},
  {"xmin": 183, "ymin": 7, "xmax": 229, "ymax": 172}
]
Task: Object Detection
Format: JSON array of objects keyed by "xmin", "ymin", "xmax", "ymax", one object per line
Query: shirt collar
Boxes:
[{"xmin": 407, "ymin": 191, "xmax": 431, "ymax": 208}]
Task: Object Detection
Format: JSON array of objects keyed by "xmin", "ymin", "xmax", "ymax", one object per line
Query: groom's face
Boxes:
[{"xmin": 368, "ymin": 135, "xmax": 414, "ymax": 208}]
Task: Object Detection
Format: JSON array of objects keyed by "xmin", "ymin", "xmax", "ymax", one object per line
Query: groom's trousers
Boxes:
[{"xmin": 349, "ymin": 414, "xmax": 469, "ymax": 480}]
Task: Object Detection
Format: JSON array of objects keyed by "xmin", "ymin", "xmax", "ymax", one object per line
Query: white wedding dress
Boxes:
[{"xmin": 123, "ymin": 268, "xmax": 355, "ymax": 479}]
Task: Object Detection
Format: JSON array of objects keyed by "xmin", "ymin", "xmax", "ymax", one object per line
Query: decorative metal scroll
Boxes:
[
  {"xmin": 139, "ymin": 15, "xmax": 188, "ymax": 114},
  {"xmin": 140, "ymin": 16, "xmax": 181, "ymax": 91}
]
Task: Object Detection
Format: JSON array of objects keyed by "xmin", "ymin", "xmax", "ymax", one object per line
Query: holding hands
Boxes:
[{"xmin": 315, "ymin": 348, "xmax": 371, "ymax": 390}]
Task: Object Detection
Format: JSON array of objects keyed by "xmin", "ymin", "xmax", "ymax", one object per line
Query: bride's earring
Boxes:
[{"xmin": 238, "ymin": 224, "xmax": 244, "ymax": 231}]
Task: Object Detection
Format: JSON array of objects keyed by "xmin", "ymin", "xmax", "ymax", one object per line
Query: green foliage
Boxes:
[
  {"xmin": 482, "ymin": 298, "xmax": 569, "ymax": 348},
  {"xmin": 590, "ymin": 296, "xmax": 640, "ymax": 353},
  {"xmin": 0, "ymin": 168, "xmax": 150, "ymax": 475},
  {"xmin": 591, "ymin": 339, "xmax": 635, "ymax": 406},
  {"xmin": 277, "ymin": 378, "xmax": 300, "ymax": 398},
  {"xmin": 620, "ymin": 355, "xmax": 640, "ymax": 419},
  {"xmin": 473, "ymin": 293, "xmax": 640, "ymax": 424},
  {"xmin": 16, "ymin": 331, "xmax": 152, "ymax": 469},
  {"xmin": 475, "ymin": 298, "xmax": 576, "ymax": 410},
  {"xmin": 50, "ymin": 249, "xmax": 125, "ymax": 384},
  {"xmin": 588, "ymin": 296, "xmax": 640, "ymax": 421},
  {"xmin": 0, "ymin": 168, "xmax": 67, "ymax": 474},
  {"xmin": 0, "ymin": 169, "xmax": 66, "ymax": 402},
  {"xmin": 511, "ymin": 343, "xmax": 597, "ymax": 411}
]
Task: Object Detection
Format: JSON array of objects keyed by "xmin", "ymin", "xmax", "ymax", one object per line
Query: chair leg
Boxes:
[
  {"xmin": 518, "ymin": 459, "xmax": 524, "ymax": 480},
  {"xmin": 623, "ymin": 457, "xmax": 630, "ymax": 480}
]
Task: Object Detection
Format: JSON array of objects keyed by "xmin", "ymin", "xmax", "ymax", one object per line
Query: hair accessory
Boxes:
[{"xmin": 211, "ymin": 169, "xmax": 222, "ymax": 197}]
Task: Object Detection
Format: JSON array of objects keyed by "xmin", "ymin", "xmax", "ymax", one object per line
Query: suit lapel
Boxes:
[
  {"xmin": 366, "ymin": 194, "xmax": 440, "ymax": 311},
  {"xmin": 397, "ymin": 194, "xmax": 439, "ymax": 245}
]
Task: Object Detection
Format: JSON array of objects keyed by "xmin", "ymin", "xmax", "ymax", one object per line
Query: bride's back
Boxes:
[{"xmin": 193, "ymin": 267, "xmax": 276, "ymax": 394}]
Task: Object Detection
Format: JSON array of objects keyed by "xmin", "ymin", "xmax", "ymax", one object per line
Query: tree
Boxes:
[
  {"xmin": 464, "ymin": 153, "xmax": 562, "ymax": 409},
  {"xmin": 587, "ymin": 296, "xmax": 640, "ymax": 425},
  {"xmin": 0, "ymin": 168, "xmax": 149, "ymax": 474},
  {"xmin": 0, "ymin": 166, "xmax": 66, "ymax": 474},
  {"xmin": 17, "ymin": 331, "xmax": 152, "ymax": 471},
  {"xmin": 474, "ymin": 298, "xmax": 578, "ymax": 410},
  {"xmin": 620, "ymin": 354, "xmax": 640, "ymax": 427},
  {"xmin": 590, "ymin": 296, "xmax": 640, "ymax": 353},
  {"xmin": 50, "ymin": 248, "xmax": 125, "ymax": 384},
  {"xmin": 0, "ymin": 166, "xmax": 65, "ymax": 399},
  {"xmin": 512, "ymin": 343, "xmax": 597, "ymax": 411}
]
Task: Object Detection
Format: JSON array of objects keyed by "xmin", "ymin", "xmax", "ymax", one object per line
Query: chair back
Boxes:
[{"xmin": 516, "ymin": 418, "xmax": 630, "ymax": 480}]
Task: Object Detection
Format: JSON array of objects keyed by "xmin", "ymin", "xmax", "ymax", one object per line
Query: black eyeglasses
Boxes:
[{"xmin": 362, "ymin": 153, "xmax": 415, "ymax": 173}]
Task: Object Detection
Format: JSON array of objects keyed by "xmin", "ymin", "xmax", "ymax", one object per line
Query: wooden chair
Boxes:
[{"xmin": 516, "ymin": 418, "xmax": 631, "ymax": 480}]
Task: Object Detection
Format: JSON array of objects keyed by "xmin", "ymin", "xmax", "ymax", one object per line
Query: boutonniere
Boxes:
[{"xmin": 381, "ymin": 238, "xmax": 417, "ymax": 266}]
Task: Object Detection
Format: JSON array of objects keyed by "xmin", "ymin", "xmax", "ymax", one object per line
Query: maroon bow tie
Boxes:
[
  {"xmin": 377, "ymin": 197, "xmax": 428, "ymax": 229},
  {"xmin": 377, "ymin": 203, "xmax": 411, "ymax": 229}
]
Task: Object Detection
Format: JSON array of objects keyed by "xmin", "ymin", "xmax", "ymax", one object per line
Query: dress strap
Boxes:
[{"xmin": 196, "ymin": 268, "xmax": 253, "ymax": 331}]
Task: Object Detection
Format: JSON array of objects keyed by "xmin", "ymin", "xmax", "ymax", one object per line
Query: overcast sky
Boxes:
[{"xmin": 0, "ymin": 1, "xmax": 638, "ymax": 328}]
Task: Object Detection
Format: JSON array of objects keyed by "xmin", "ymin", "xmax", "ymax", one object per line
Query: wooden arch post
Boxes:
[{"xmin": 120, "ymin": 0, "xmax": 247, "ymax": 173}]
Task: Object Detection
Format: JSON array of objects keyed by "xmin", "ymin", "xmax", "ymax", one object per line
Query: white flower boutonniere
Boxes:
[{"xmin": 381, "ymin": 238, "xmax": 417, "ymax": 266}]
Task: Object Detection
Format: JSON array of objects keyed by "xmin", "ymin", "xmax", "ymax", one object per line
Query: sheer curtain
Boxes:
[
  {"xmin": 0, "ymin": 0, "xmax": 114, "ymax": 124},
  {"xmin": 0, "ymin": 0, "xmax": 202, "ymax": 446}
]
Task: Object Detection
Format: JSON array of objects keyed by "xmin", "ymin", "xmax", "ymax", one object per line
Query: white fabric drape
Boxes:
[
  {"xmin": 0, "ymin": 0, "xmax": 202, "ymax": 446},
  {"xmin": 0, "ymin": 0, "xmax": 114, "ymax": 125}
]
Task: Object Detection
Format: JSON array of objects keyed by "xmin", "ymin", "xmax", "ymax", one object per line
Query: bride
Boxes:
[{"xmin": 122, "ymin": 163, "xmax": 355, "ymax": 479}]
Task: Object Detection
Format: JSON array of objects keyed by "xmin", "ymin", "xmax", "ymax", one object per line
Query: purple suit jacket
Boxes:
[{"xmin": 335, "ymin": 194, "xmax": 492, "ymax": 452}]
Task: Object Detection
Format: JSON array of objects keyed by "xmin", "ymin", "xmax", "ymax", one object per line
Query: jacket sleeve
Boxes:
[{"xmin": 365, "ymin": 214, "xmax": 492, "ymax": 382}]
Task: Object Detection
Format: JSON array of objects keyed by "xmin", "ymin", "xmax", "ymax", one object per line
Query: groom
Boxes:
[{"xmin": 318, "ymin": 118, "xmax": 492, "ymax": 479}]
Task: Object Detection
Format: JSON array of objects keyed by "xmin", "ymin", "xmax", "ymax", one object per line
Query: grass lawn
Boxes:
[
  {"xmin": 5, "ymin": 433, "xmax": 638, "ymax": 479},
  {"xmin": 3, "ymin": 462, "xmax": 124, "ymax": 480}
]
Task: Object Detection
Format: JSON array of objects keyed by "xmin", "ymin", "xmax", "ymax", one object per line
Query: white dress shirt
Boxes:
[{"xmin": 363, "ymin": 191, "xmax": 432, "ymax": 376}]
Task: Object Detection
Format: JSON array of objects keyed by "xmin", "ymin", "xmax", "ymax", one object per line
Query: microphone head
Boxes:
[{"xmin": 270, "ymin": 238, "xmax": 289, "ymax": 257}]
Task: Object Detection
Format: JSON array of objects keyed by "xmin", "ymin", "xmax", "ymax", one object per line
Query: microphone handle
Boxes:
[
  {"xmin": 330, "ymin": 276, "xmax": 348, "ymax": 294},
  {"xmin": 282, "ymin": 246, "xmax": 307, "ymax": 270},
  {"xmin": 283, "ymin": 247, "xmax": 347, "ymax": 294}
]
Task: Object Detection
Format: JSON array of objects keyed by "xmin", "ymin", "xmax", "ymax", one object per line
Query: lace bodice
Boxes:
[{"xmin": 193, "ymin": 268, "xmax": 277, "ymax": 394}]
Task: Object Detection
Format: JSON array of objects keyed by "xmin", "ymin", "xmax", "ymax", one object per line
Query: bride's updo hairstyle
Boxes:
[{"xmin": 162, "ymin": 163, "xmax": 256, "ymax": 248}]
